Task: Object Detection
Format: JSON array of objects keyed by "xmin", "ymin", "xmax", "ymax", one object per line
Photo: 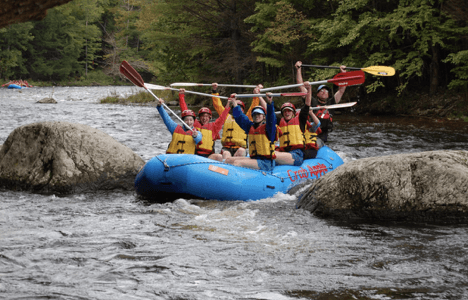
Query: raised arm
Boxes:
[
  {"xmin": 299, "ymin": 81, "xmax": 311, "ymax": 132},
  {"xmin": 178, "ymin": 88, "xmax": 188, "ymax": 111},
  {"xmin": 254, "ymin": 84, "xmax": 267, "ymax": 112},
  {"xmin": 230, "ymin": 94, "xmax": 253, "ymax": 133},
  {"xmin": 212, "ymin": 101, "xmax": 232, "ymax": 134},
  {"xmin": 334, "ymin": 65, "xmax": 347, "ymax": 103},
  {"xmin": 295, "ymin": 61, "xmax": 307, "ymax": 94},
  {"xmin": 211, "ymin": 82, "xmax": 225, "ymax": 116},
  {"xmin": 264, "ymin": 93, "xmax": 277, "ymax": 142},
  {"xmin": 245, "ymin": 84, "xmax": 263, "ymax": 120},
  {"xmin": 305, "ymin": 83, "xmax": 321, "ymax": 131},
  {"xmin": 156, "ymin": 99, "xmax": 178, "ymax": 134}
]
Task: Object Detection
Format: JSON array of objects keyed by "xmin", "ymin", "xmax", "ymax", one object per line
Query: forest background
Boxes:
[{"xmin": 1, "ymin": 0, "xmax": 467, "ymax": 120}]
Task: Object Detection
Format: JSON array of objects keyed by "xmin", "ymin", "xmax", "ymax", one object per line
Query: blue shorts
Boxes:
[
  {"xmin": 256, "ymin": 157, "xmax": 276, "ymax": 171},
  {"xmin": 289, "ymin": 149, "xmax": 304, "ymax": 166}
]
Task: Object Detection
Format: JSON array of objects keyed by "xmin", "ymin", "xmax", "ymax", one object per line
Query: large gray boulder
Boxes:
[
  {"xmin": 0, "ymin": 121, "xmax": 145, "ymax": 194},
  {"xmin": 297, "ymin": 150, "xmax": 468, "ymax": 223}
]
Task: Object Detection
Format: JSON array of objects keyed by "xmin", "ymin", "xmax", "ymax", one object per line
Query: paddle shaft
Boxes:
[
  {"xmin": 277, "ymin": 102, "xmax": 357, "ymax": 115},
  {"xmin": 301, "ymin": 64, "xmax": 361, "ymax": 70},
  {"xmin": 236, "ymin": 92, "xmax": 307, "ymax": 98},
  {"xmin": 310, "ymin": 102, "xmax": 357, "ymax": 110},
  {"xmin": 120, "ymin": 61, "xmax": 192, "ymax": 130},
  {"xmin": 170, "ymin": 83, "xmax": 257, "ymax": 88},
  {"xmin": 147, "ymin": 89, "xmax": 192, "ymax": 130},
  {"xmin": 260, "ymin": 80, "xmax": 328, "ymax": 92},
  {"xmin": 301, "ymin": 64, "xmax": 395, "ymax": 76},
  {"xmin": 260, "ymin": 72, "xmax": 364, "ymax": 92},
  {"xmin": 145, "ymin": 83, "xmax": 229, "ymax": 99}
]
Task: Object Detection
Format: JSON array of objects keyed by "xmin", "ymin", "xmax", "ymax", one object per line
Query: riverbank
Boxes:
[
  {"xmin": 0, "ymin": 70, "xmax": 131, "ymax": 88},
  {"xmin": 3, "ymin": 76, "xmax": 467, "ymax": 122},
  {"xmin": 359, "ymin": 90, "xmax": 468, "ymax": 122},
  {"xmin": 99, "ymin": 89, "xmax": 468, "ymax": 122}
]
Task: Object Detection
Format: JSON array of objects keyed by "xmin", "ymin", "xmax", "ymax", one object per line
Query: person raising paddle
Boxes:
[
  {"xmin": 156, "ymin": 99, "xmax": 203, "ymax": 154},
  {"xmin": 178, "ymin": 88, "xmax": 231, "ymax": 161},
  {"xmin": 273, "ymin": 81, "xmax": 322, "ymax": 166},
  {"xmin": 295, "ymin": 60, "xmax": 347, "ymax": 142},
  {"xmin": 211, "ymin": 83, "xmax": 265, "ymax": 160},
  {"xmin": 225, "ymin": 93, "xmax": 279, "ymax": 171}
]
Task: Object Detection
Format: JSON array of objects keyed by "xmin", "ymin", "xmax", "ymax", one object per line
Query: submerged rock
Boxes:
[
  {"xmin": 297, "ymin": 150, "xmax": 468, "ymax": 223},
  {"xmin": 37, "ymin": 97, "xmax": 57, "ymax": 104},
  {"xmin": 0, "ymin": 121, "xmax": 145, "ymax": 194}
]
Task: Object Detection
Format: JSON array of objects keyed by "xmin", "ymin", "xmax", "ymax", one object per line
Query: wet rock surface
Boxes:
[
  {"xmin": 37, "ymin": 97, "xmax": 57, "ymax": 104},
  {"xmin": 297, "ymin": 150, "xmax": 468, "ymax": 223},
  {"xmin": 0, "ymin": 121, "xmax": 145, "ymax": 194}
]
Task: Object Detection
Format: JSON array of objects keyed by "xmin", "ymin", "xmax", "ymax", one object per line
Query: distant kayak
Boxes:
[{"xmin": 134, "ymin": 145, "xmax": 344, "ymax": 201}]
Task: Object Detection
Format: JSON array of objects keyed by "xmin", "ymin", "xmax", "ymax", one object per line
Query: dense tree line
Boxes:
[{"xmin": 0, "ymin": 0, "xmax": 467, "ymax": 97}]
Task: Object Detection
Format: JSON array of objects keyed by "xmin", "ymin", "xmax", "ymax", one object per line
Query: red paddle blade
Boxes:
[
  {"xmin": 328, "ymin": 70, "xmax": 365, "ymax": 87},
  {"xmin": 120, "ymin": 61, "xmax": 145, "ymax": 88}
]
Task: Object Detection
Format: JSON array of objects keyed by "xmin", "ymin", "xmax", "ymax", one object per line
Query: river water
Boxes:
[{"xmin": 1, "ymin": 86, "xmax": 468, "ymax": 300}]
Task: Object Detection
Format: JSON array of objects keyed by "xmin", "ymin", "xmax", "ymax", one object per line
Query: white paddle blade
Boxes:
[
  {"xmin": 171, "ymin": 82, "xmax": 258, "ymax": 88},
  {"xmin": 144, "ymin": 83, "xmax": 169, "ymax": 90},
  {"xmin": 170, "ymin": 83, "xmax": 210, "ymax": 87},
  {"xmin": 236, "ymin": 92, "xmax": 307, "ymax": 98},
  {"xmin": 185, "ymin": 90, "xmax": 229, "ymax": 99},
  {"xmin": 310, "ymin": 102, "xmax": 357, "ymax": 110},
  {"xmin": 260, "ymin": 80, "xmax": 328, "ymax": 92}
]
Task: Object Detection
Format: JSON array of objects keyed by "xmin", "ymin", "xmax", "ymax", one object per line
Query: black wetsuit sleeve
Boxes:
[{"xmin": 299, "ymin": 105, "xmax": 309, "ymax": 132}]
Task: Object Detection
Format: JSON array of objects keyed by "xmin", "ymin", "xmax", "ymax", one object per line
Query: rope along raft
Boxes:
[{"xmin": 135, "ymin": 148, "xmax": 343, "ymax": 201}]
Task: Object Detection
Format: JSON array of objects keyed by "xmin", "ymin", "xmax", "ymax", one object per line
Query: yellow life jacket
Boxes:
[
  {"xmin": 248, "ymin": 124, "xmax": 276, "ymax": 159},
  {"xmin": 196, "ymin": 127, "xmax": 215, "ymax": 155},
  {"xmin": 166, "ymin": 126, "xmax": 197, "ymax": 154},
  {"xmin": 221, "ymin": 115, "xmax": 247, "ymax": 148},
  {"xmin": 278, "ymin": 116, "xmax": 305, "ymax": 151},
  {"xmin": 304, "ymin": 121, "xmax": 319, "ymax": 150}
]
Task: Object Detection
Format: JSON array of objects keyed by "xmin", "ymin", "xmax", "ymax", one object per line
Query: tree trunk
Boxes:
[{"xmin": 429, "ymin": 43, "xmax": 439, "ymax": 96}]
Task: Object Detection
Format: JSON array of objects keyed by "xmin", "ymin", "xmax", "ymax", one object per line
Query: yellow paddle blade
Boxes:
[{"xmin": 361, "ymin": 66, "xmax": 395, "ymax": 76}]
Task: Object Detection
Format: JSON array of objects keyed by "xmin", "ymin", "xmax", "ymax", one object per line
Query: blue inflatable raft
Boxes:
[
  {"xmin": 7, "ymin": 84, "xmax": 23, "ymax": 89},
  {"xmin": 134, "ymin": 146, "xmax": 344, "ymax": 201}
]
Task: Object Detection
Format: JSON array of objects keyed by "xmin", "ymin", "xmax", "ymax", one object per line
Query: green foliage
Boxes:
[
  {"xmin": 99, "ymin": 90, "xmax": 174, "ymax": 104},
  {"xmin": 137, "ymin": 0, "xmax": 258, "ymax": 84},
  {"xmin": 29, "ymin": 6, "xmax": 84, "ymax": 80},
  {"xmin": 443, "ymin": 50, "xmax": 468, "ymax": 91},
  {"xmin": 0, "ymin": 0, "xmax": 467, "ymax": 103},
  {"xmin": 290, "ymin": 0, "xmax": 468, "ymax": 95},
  {"xmin": 0, "ymin": 23, "xmax": 34, "ymax": 78},
  {"xmin": 28, "ymin": 0, "xmax": 109, "ymax": 80},
  {"xmin": 245, "ymin": 1, "xmax": 312, "ymax": 69}
]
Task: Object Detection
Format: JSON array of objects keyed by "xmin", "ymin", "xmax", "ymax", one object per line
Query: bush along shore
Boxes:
[
  {"xmin": 357, "ymin": 91, "xmax": 468, "ymax": 122},
  {"xmin": 5, "ymin": 74, "xmax": 465, "ymax": 122},
  {"xmin": 99, "ymin": 88, "xmax": 468, "ymax": 122},
  {"xmin": 1, "ymin": 70, "xmax": 131, "ymax": 88}
]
